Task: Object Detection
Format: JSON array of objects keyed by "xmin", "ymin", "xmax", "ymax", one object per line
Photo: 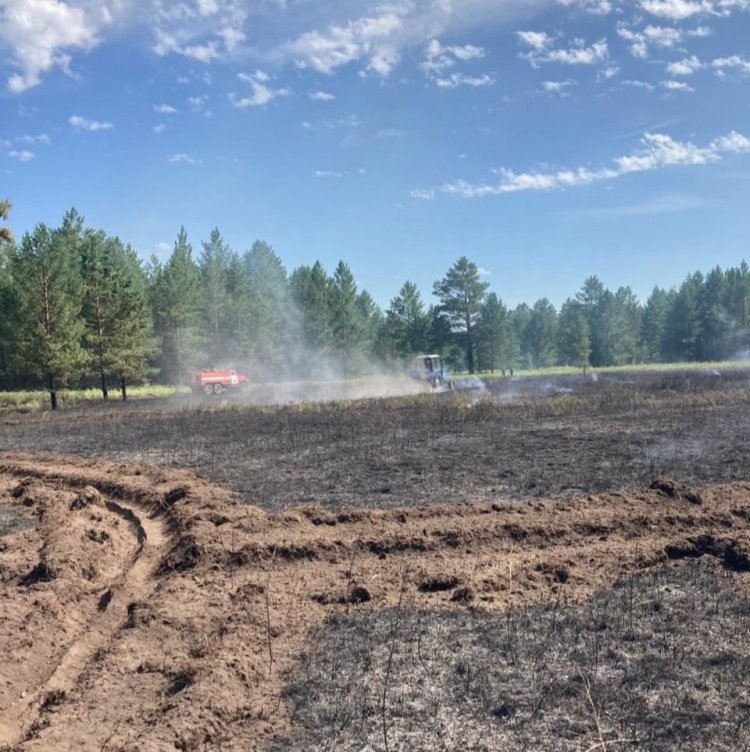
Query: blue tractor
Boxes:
[{"xmin": 409, "ymin": 354, "xmax": 450, "ymax": 389}]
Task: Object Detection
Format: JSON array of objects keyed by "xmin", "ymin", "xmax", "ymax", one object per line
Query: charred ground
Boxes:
[{"xmin": 0, "ymin": 368, "xmax": 749, "ymax": 511}]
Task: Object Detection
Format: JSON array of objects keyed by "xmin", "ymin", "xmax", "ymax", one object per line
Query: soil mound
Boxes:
[{"xmin": 0, "ymin": 453, "xmax": 749, "ymax": 751}]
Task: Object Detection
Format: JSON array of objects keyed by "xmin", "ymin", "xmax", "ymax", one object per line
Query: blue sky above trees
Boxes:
[{"xmin": 1, "ymin": 0, "xmax": 749, "ymax": 309}]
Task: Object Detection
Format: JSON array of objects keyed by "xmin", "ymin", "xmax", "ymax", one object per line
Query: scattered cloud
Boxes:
[
  {"xmin": 623, "ymin": 79, "xmax": 656, "ymax": 90},
  {"xmin": 167, "ymin": 153, "xmax": 202, "ymax": 165},
  {"xmin": 187, "ymin": 95, "xmax": 210, "ymax": 112},
  {"xmin": 640, "ymin": 0, "xmax": 750, "ymax": 21},
  {"xmin": 69, "ymin": 114, "xmax": 114, "ymax": 131},
  {"xmin": 435, "ymin": 72, "xmax": 494, "ymax": 88},
  {"xmin": 153, "ymin": 103, "xmax": 178, "ymax": 114},
  {"xmin": 617, "ymin": 23, "xmax": 711, "ymax": 59},
  {"xmin": 13, "ymin": 133, "xmax": 50, "ymax": 145},
  {"xmin": 712, "ymin": 54, "xmax": 750, "ymax": 74},
  {"xmin": 8, "ymin": 149, "xmax": 35, "ymax": 161},
  {"xmin": 542, "ymin": 78, "xmax": 578, "ymax": 94},
  {"xmin": 666, "ymin": 55, "xmax": 704, "ymax": 75},
  {"xmin": 518, "ymin": 33, "xmax": 608, "ymax": 66},
  {"xmin": 153, "ymin": 123, "xmax": 167, "ymax": 133},
  {"xmin": 597, "ymin": 65, "xmax": 621, "ymax": 81},
  {"xmin": 309, "ymin": 90, "xmax": 336, "ymax": 101},
  {"xmin": 230, "ymin": 70, "xmax": 291, "ymax": 108},
  {"xmin": 661, "ymin": 80, "xmax": 695, "ymax": 90},
  {"xmin": 412, "ymin": 130, "xmax": 750, "ymax": 198},
  {"xmin": 285, "ymin": 3, "xmax": 409, "ymax": 77},
  {"xmin": 0, "ymin": 0, "xmax": 105, "ymax": 92},
  {"xmin": 315, "ymin": 170, "xmax": 345, "ymax": 177},
  {"xmin": 557, "ymin": 0, "xmax": 614, "ymax": 13}
]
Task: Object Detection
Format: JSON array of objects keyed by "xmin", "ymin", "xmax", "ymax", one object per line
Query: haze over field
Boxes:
[{"xmin": 1, "ymin": 0, "xmax": 749, "ymax": 307}]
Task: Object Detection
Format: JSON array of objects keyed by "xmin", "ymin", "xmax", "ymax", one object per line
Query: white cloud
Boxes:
[
  {"xmin": 420, "ymin": 37, "xmax": 491, "ymax": 88},
  {"xmin": 0, "ymin": 0, "xmax": 105, "ymax": 92},
  {"xmin": 187, "ymin": 95, "xmax": 209, "ymax": 111},
  {"xmin": 15, "ymin": 133, "xmax": 50, "ymax": 145},
  {"xmin": 597, "ymin": 65, "xmax": 620, "ymax": 81},
  {"xmin": 69, "ymin": 114, "xmax": 114, "ymax": 131},
  {"xmin": 315, "ymin": 170, "xmax": 345, "ymax": 177},
  {"xmin": 711, "ymin": 131, "xmax": 750, "ymax": 152},
  {"xmin": 516, "ymin": 31, "xmax": 552, "ymax": 51},
  {"xmin": 557, "ymin": 0, "xmax": 613, "ymax": 13},
  {"xmin": 661, "ymin": 79, "xmax": 694, "ymax": 90},
  {"xmin": 666, "ymin": 55, "xmax": 703, "ymax": 75},
  {"xmin": 153, "ymin": 103, "xmax": 178, "ymax": 114},
  {"xmin": 309, "ymin": 90, "xmax": 336, "ymax": 101},
  {"xmin": 518, "ymin": 34, "xmax": 608, "ymax": 66},
  {"xmin": 542, "ymin": 78, "xmax": 578, "ymax": 94},
  {"xmin": 617, "ymin": 23, "xmax": 711, "ymax": 59},
  {"xmin": 8, "ymin": 149, "xmax": 35, "ymax": 161},
  {"xmin": 230, "ymin": 70, "xmax": 291, "ymax": 107},
  {"xmin": 152, "ymin": 0, "xmax": 249, "ymax": 63},
  {"xmin": 623, "ymin": 79, "xmax": 656, "ymax": 90},
  {"xmin": 286, "ymin": 3, "xmax": 409, "ymax": 76},
  {"xmin": 153, "ymin": 123, "xmax": 167, "ymax": 133},
  {"xmin": 413, "ymin": 130, "xmax": 748, "ymax": 198},
  {"xmin": 411, "ymin": 188, "xmax": 436, "ymax": 200},
  {"xmin": 712, "ymin": 54, "xmax": 750, "ymax": 74},
  {"xmin": 435, "ymin": 72, "xmax": 494, "ymax": 88},
  {"xmin": 167, "ymin": 153, "xmax": 202, "ymax": 164},
  {"xmin": 640, "ymin": 0, "xmax": 749, "ymax": 20}
]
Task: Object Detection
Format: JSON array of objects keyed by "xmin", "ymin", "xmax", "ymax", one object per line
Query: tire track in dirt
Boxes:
[
  {"xmin": 0, "ymin": 453, "xmax": 749, "ymax": 751},
  {"xmin": 0, "ymin": 488, "xmax": 166, "ymax": 748}
]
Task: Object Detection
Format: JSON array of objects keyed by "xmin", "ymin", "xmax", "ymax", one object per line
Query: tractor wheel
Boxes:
[{"xmin": 203, "ymin": 384, "xmax": 213, "ymax": 396}]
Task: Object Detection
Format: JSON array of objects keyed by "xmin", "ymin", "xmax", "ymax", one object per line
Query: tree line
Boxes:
[{"xmin": 1, "ymin": 203, "xmax": 749, "ymax": 408}]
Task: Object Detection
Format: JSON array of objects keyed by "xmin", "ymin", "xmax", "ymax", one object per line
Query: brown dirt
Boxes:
[{"xmin": 1, "ymin": 452, "xmax": 750, "ymax": 750}]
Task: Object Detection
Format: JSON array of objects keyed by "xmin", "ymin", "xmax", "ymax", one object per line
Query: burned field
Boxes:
[
  {"xmin": 1, "ymin": 368, "xmax": 749, "ymax": 511},
  {"xmin": 1, "ymin": 369, "xmax": 750, "ymax": 751}
]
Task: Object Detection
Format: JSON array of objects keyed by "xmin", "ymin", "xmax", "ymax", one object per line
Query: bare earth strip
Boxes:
[{"xmin": 0, "ymin": 452, "xmax": 749, "ymax": 750}]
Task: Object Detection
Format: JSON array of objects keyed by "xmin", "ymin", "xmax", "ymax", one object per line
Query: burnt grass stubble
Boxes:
[
  {"xmin": 279, "ymin": 563, "xmax": 750, "ymax": 752},
  {"xmin": 0, "ymin": 369, "xmax": 749, "ymax": 512}
]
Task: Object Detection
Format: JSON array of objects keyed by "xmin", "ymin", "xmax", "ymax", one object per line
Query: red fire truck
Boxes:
[{"xmin": 190, "ymin": 370, "xmax": 249, "ymax": 395}]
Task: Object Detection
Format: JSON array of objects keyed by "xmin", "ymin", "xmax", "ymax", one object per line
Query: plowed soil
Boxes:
[{"xmin": 1, "ymin": 453, "xmax": 750, "ymax": 751}]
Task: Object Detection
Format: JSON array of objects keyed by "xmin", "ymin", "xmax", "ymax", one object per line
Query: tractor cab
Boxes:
[{"xmin": 409, "ymin": 354, "xmax": 448, "ymax": 388}]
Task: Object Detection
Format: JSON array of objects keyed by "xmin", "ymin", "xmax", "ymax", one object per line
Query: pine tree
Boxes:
[
  {"xmin": 557, "ymin": 298, "xmax": 591, "ymax": 370},
  {"xmin": 384, "ymin": 281, "xmax": 429, "ymax": 359},
  {"xmin": 477, "ymin": 293, "xmax": 511, "ymax": 374},
  {"xmin": 526, "ymin": 298, "xmax": 558, "ymax": 368},
  {"xmin": 0, "ymin": 199, "xmax": 13, "ymax": 246},
  {"xmin": 199, "ymin": 228, "xmax": 234, "ymax": 365},
  {"xmin": 290, "ymin": 261, "xmax": 334, "ymax": 358},
  {"xmin": 433, "ymin": 257, "xmax": 488, "ymax": 373},
  {"xmin": 10, "ymin": 213, "xmax": 87, "ymax": 409},
  {"xmin": 329, "ymin": 261, "xmax": 363, "ymax": 375},
  {"xmin": 151, "ymin": 227, "xmax": 202, "ymax": 384},
  {"xmin": 243, "ymin": 240, "xmax": 289, "ymax": 376}
]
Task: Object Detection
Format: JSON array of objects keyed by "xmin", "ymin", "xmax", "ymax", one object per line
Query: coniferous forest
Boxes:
[{"xmin": 1, "ymin": 204, "xmax": 749, "ymax": 406}]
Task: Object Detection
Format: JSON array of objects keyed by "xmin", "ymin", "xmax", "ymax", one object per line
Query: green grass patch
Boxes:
[
  {"xmin": 0, "ymin": 384, "xmax": 188, "ymax": 411},
  {"xmin": 454, "ymin": 360, "xmax": 750, "ymax": 380}
]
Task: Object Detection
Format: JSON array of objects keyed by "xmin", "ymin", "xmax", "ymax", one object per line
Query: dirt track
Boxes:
[{"xmin": 1, "ymin": 453, "xmax": 750, "ymax": 750}]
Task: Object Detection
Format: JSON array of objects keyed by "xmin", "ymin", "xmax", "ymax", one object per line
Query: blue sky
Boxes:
[{"xmin": 1, "ymin": 0, "xmax": 749, "ymax": 309}]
